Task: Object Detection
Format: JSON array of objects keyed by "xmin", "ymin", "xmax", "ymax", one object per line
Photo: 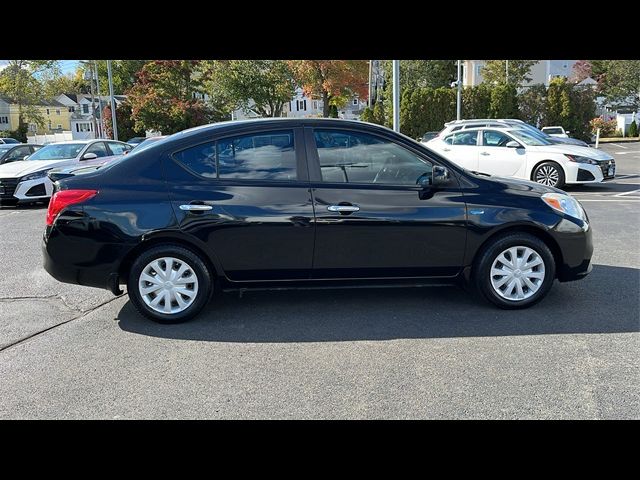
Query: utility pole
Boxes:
[
  {"xmin": 107, "ymin": 60, "xmax": 118, "ymax": 140},
  {"xmin": 94, "ymin": 61, "xmax": 105, "ymax": 139},
  {"xmin": 368, "ymin": 60, "xmax": 373, "ymax": 108},
  {"xmin": 456, "ymin": 60, "xmax": 462, "ymax": 120},
  {"xmin": 392, "ymin": 60, "xmax": 400, "ymax": 132},
  {"xmin": 83, "ymin": 61, "xmax": 98, "ymax": 139}
]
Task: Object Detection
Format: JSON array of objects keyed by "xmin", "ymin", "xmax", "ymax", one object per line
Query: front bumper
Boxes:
[
  {"xmin": 553, "ymin": 217, "xmax": 594, "ymax": 282},
  {"xmin": 0, "ymin": 177, "xmax": 53, "ymax": 203},
  {"xmin": 564, "ymin": 159, "xmax": 615, "ymax": 184}
]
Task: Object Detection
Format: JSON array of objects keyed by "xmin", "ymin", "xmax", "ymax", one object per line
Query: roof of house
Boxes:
[
  {"xmin": 0, "ymin": 96, "xmax": 65, "ymax": 107},
  {"xmin": 62, "ymin": 93, "xmax": 78, "ymax": 102}
]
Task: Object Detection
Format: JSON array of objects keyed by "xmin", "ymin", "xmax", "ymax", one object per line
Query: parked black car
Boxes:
[
  {"xmin": 0, "ymin": 143, "xmax": 42, "ymax": 165},
  {"xmin": 43, "ymin": 119, "xmax": 593, "ymax": 323}
]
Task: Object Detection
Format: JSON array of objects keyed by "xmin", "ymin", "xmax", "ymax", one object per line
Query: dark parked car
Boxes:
[
  {"xmin": 43, "ymin": 119, "xmax": 593, "ymax": 323},
  {"xmin": 0, "ymin": 143, "xmax": 42, "ymax": 165},
  {"xmin": 0, "ymin": 137, "xmax": 20, "ymax": 144}
]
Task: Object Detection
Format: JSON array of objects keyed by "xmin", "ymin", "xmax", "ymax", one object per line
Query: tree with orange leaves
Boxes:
[{"xmin": 287, "ymin": 60, "xmax": 369, "ymax": 117}]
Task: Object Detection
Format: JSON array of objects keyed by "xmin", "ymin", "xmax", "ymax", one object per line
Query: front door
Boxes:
[
  {"xmin": 477, "ymin": 129, "xmax": 526, "ymax": 177},
  {"xmin": 306, "ymin": 127, "xmax": 467, "ymax": 279},
  {"xmin": 440, "ymin": 130, "xmax": 480, "ymax": 171},
  {"xmin": 165, "ymin": 127, "xmax": 315, "ymax": 281}
]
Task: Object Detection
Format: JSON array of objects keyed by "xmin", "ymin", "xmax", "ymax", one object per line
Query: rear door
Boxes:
[
  {"xmin": 440, "ymin": 130, "xmax": 480, "ymax": 170},
  {"xmin": 477, "ymin": 129, "xmax": 526, "ymax": 177},
  {"xmin": 165, "ymin": 126, "xmax": 315, "ymax": 281},
  {"xmin": 306, "ymin": 127, "xmax": 467, "ymax": 279}
]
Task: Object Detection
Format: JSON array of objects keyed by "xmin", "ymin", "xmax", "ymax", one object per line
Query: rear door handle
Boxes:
[
  {"xmin": 179, "ymin": 204, "xmax": 213, "ymax": 212},
  {"xmin": 480, "ymin": 151, "xmax": 490, "ymax": 156},
  {"xmin": 327, "ymin": 205, "xmax": 360, "ymax": 213},
  {"xmin": 443, "ymin": 147, "xmax": 451, "ymax": 152}
]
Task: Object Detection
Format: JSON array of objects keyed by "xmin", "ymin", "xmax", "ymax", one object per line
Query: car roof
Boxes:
[
  {"xmin": 43, "ymin": 139, "xmax": 127, "ymax": 145},
  {"xmin": 444, "ymin": 118, "xmax": 524, "ymax": 126}
]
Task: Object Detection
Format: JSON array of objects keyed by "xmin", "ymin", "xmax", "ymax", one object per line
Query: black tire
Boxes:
[
  {"xmin": 473, "ymin": 232, "xmax": 556, "ymax": 309},
  {"xmin": 532, "ymin": 161, "xmax": 566, "ymax": 189},
  {"xmin": 127, "ymin": 244, "xmax": 213, "ymax": 324}
]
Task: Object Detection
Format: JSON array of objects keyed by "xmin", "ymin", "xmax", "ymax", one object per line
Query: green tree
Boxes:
[
  {"xmin": 0, "ymin": 60, "xmax": 57, "ymax": 130},
  {"xmin": 543, "ymin": 78, "xmax": 595, "ymax": 141},
  {"xmin": 489, "ymin": 84, "xmax": 518, "ymax": 118},
  {"xmin": 517, "ymin": 84, "xmax": 547, "ymax": 126},
  {"xmin": 461, "ymin": 84, "xmax": 491, "ymax": 119},
  {"xmin": 102, "ymin": 102, "xmax": 145, "ymax": 141},
  {"xmin": 481, "ymin": 60, "xmax": 537, "ymax": 86},
  {"xmin": 92, "ymin": 60, "xmax": 149, "ymax": 95},
  {"xmin": 590, "ymin": 60, "xmax": 640, "ymax": 108},
  {"xmin": 200, "ymin": 60, "xmax": 295, "ymax": 117},
  {"xmin": 288, "ymin": 60, "xmax": 368, "ymax": 117},
  {"xmin": 628, "ymin": 120, "xmax": 638, "ymax": 138},
  {"xmin": 381, "ymin": 60, "xmax": 456, "ymax": 90},
  {"xmin": 127, "ymin": 60, "xmax": 220, "ymax": 135},
  {"xmin": 399, "ymin": 87, "xmax": 456, "ymax": 138}
]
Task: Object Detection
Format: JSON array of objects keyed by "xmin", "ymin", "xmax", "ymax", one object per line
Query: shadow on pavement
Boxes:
[{"xmin": 117, "ymin": 264, "xmax": 640, "ymax": 343}]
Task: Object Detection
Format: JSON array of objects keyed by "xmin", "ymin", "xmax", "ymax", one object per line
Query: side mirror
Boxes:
[
  {"xmin": 23, "ymin": 155, "xmax": 30, "ymax": 161},
  {"xmin": 431, "ymin": 165, "xmax": 450, "ymax": 186},
  {"xmin": 565, "ymin": 131, "xmax": 570, "ymax": 135},
  {"xmin": 506, "ymin": 141, "xmax": 522, "ymax": 148},
  {"xmin": 81, "ymin": 152, "xmax": 98, "ymax": 160}
]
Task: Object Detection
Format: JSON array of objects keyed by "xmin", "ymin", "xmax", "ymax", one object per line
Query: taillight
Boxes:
[{"xmin": 46, "ymin": 189, "xmax": 98, "ymax": 226}]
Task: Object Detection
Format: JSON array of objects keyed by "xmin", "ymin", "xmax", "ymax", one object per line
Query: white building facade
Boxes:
[{"xmin": 462, "ymin": 60, "xmax": 578, "ymax": 87}]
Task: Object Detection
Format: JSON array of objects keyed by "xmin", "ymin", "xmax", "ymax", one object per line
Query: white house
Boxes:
[
  {"xmin": 232, "ymin": 87, "xmax": 366, "ymax": 120},
  {"xmin": 56, "ymin": 93, "xmax": 127, "ymax": 140},
  {"xmin": 462, "ymin": 60, "xmax": 578, "ymax": 87}
]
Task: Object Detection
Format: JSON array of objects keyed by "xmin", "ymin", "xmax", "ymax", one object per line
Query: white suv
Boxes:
[{"xmin": 426, "ymin": 127, "xmax": 615, "ymax": 188}]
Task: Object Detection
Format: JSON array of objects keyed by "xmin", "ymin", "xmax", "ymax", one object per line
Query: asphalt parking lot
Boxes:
[{"xmin": 0, "ymin": 143, "xmax": 638, "ymax": 419}]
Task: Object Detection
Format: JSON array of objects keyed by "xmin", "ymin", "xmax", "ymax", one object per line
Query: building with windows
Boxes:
[
  {"xmin": 0, "ymin": 96, "xmax": 71, "ymax": 134},
  {"xmin": 56, "ymin": 93, "xmax": 127, "ymax": 139},
  {"xmin": 462, "ymin": 60, "xmax": 578, "ymax": 87},
  {"xmin": 232, "ymin": 88, "xmax": 366, "ymax": 120}
]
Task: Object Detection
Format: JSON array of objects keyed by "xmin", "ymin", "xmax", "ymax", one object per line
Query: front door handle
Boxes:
[
  {"xmin": 480, "ymin": 151, "xmax": 490, "ymax": 156},
  {"xmin": 442, "ymin": 147, "xmax": 451, "ymax": 152},
  {"xmin": 179, "ymin": 204, "xmax": 213, "ymax": 212},
  {"xmin": 327, "ymin": 204, "xmax": 360, "ymax": 213}
]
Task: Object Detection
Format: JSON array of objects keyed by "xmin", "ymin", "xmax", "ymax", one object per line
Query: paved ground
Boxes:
[{"xmin": 0, "ymin": 143, "xmax": 638, "ymax": 419}]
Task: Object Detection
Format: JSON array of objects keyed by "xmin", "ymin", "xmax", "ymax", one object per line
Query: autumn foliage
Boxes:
[
  {"xmin": 127, "ymin": 61, "xmax": 212, "ymax": 135},
  {"xmin": 287, "ymin": 60, "xmax": 368, "ymax": 117}
]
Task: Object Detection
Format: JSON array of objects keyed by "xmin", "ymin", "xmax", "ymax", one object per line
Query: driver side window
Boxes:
[{"xmin": 314, "ymin": 130, "xmax": 432, "ymax": 186}]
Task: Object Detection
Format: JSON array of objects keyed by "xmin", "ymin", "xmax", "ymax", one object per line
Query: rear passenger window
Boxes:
[
  {"xmin": 173, "ymin": 141, "xmax": 217, "ymax": 178},
  {"xmin": 217, "ymin": 130, "xmax": 296, "ymax": 181}
]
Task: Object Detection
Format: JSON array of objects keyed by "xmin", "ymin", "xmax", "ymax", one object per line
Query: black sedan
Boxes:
[
  {"xmin": 0, "ymin": 143, "xmax": 42, "ymax": 165},
  {"xmin": 43, "ymin": 119, "xmax": 593, "ymax": 323}
]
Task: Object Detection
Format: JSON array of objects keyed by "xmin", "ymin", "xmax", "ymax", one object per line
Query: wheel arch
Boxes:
[
  {"xmin": 529, "ymin": 159, "xmax": 566, "ymax": 182},
  {"xmin": 117, "ymin": 231, "xmax": 222, "ymax": 284},
  {"xmin": 470, "ymin": 224, "xmax": 564, "ymax": 279}
]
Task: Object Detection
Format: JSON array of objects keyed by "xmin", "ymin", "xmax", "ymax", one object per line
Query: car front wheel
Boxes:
[
  {"xmin": 474, "ymin": 233, "xmax": 556, "ymax": 309},
  {"xmin": 533, "ymin": 161, "xmax": 565, "ymax": 188},
  {"xmin": 128, "ymin": 244, "xmax": 213, "ymax": 323}
]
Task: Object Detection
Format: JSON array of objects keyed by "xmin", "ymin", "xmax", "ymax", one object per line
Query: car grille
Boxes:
[
  {"xmin": 599, "ymin": 159, "xmax": 616, "ymax": 179},
  {"xmin": 0, "ymin": 178, "xmax": 18, "ymax": 199}
]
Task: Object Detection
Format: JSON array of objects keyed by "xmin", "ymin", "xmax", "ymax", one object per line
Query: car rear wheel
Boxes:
[
  {"xmin": 474, "ymin": 233, "xmax": 556, "ymax": 309},
  {"xmin": 128, "ymin": 244, "xmax": 213, "ymax": 323},
  {"xmin": 533, "ymin": 161, "xmax": 565, "ymax": 188}
]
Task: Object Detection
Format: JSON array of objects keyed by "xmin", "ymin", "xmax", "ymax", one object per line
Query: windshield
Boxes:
[
  {"xmin": 508, "ymin": 129, "xmax": 553, "ymax": 146},
  {"xmin": 98, "ymin": 136, "xmax": 171, "ymax": 171},
  {"xmin": 28, "ymin": 143, "xmax": 85, "ymax": 160},
  {"xmin": 132, "ymin": 137, "xmax": 167, "ymax": 152}
]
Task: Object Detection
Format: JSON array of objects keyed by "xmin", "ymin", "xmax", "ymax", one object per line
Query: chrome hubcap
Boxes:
[
  {"xmin": 535, "ymin": 165, "xmax": 559, "ymax": 186},
  {"xmin": 490, "ymin": 246, "xmax": 545, "ymax": 301},
  {"xmin": 138, "ymin": 257, "xmax": 199, "ymax": 314}
]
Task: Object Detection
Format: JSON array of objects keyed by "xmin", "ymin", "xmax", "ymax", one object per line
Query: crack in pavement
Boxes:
[
  {"xmin": 0, "ymin": 294, "xmax": 84, "ymax": 314},
  {"xmin": 0, "ymin": 294, "xmax": 127, "ymax": 354}
]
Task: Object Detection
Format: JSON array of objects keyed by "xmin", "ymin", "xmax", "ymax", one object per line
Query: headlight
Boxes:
[
  {"xmin": 20, "ymin": 169, "xmax": 50, "ymax": 182},
  {"xmin": 565, "ymin": 154, "xmax": 597, "ymax": 165},
  {"xmin": 541, "ymin": 192, "xmax": 587, "ymax": 222}
]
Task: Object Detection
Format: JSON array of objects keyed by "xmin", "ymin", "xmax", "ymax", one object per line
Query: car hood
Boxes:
[
  {"xmin": 48, "ymin": 155, "xmax": 119, "ymax": 173},
  {"xmin": 0, "ymin": 159, "xmax": 70, "ymax": 178},
  {"xmin": 548, "ymin": 136, "xmax": 588, "ymax": 146},
  {"xmin": 470, "ymin": 170, "xmax": 563, "ymax": 196},
  {"xmin": 527, "ymin": 144, "xmax": 613, "ymax": 160}
]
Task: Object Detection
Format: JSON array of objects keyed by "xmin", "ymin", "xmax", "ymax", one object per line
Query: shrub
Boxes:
[
  {"xmin": 589, "ymin": 117, "xmax": 618, "ymax": 137},
  {"xmin": 628, "ymin": 120, "xmax": 638, "ymax": 137}
]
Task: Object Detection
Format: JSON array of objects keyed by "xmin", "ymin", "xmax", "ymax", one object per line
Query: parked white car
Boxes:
[
  {"xmin": 0, "ymin": 139, "xmax": 132, "ymax": 204},
  {"xmin": 541, "ymin": 126, "xmax": 569, "ymax": 138},
  {"xmin": 426, "ymin": 127, "xmax": 615, "ymax": 188}
]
